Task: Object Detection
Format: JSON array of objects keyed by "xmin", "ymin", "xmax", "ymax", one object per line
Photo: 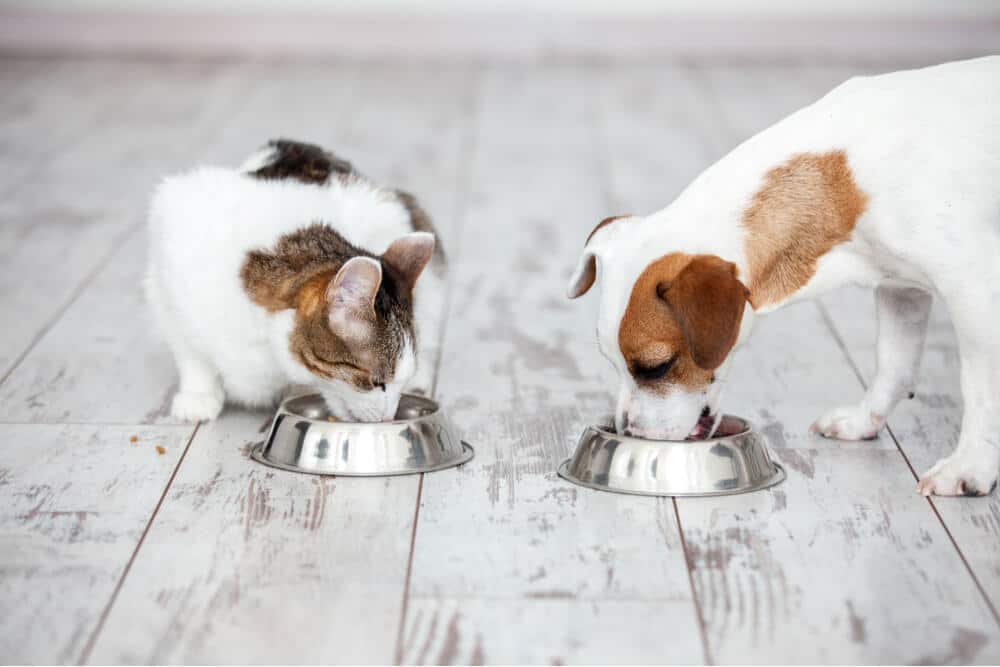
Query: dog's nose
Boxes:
[{"xmin": 700, "ymin": 405, "xmax": 711, "ymax": 418}]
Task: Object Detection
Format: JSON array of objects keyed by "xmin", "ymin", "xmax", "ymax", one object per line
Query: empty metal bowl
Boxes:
[
  {"xmin": 251, "ymin": 393, "xmax": 473, "ymax": 476},
  {"xmin": 558, "ymin": 415, "xmax": 784, "ymax": 497}
]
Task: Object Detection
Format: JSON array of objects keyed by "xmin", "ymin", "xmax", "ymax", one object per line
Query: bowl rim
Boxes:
[
  {"xmin": 278, "ymin": 391, "xmax": 440, "ymax": 426},
  {"xmin": 588, "ymin": 414, "xmax": 752, "ymax": 443},
  {"xmin": 556, "ymin": 460, "xmax": 785, "ymax": 498},
  {"xmin": 251, "ymin": 440, "xmax": 475, "ymax": 477}
]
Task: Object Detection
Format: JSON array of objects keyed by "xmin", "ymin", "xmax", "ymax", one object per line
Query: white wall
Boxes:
[{"xmin": 3, "ymin": 0, "xmax": 999, "ymax": 18}]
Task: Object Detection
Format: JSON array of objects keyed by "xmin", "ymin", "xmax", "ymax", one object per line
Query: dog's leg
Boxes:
[
  {"xmin": 813, "ymin": 285, "xmax": 932, "ymax": 440},
  {"xmin": 917, "ymin": 294, "xmax": 1000, "ymax": 497}
]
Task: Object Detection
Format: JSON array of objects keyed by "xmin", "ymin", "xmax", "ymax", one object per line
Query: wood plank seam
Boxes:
[
  {"xmin": 815, "ymin": 300, "xmax": 1000, "ymax": 627},
  {"xmin": 394, "ymin": 474, "xmax": 425, "ymax": 665},
  {"xmin": 76, "ymin": 421, "xmax": 201, "ymax": 663},
  {"xmin": 391, "ymin": 66, "xmax": 483, "ymax": 663},
  {"xmin": 0, "ymin": 221, "xmax": 141, "ymax": 387},
  {"xmin": 672, "ymin": 498, "xmax": 714, "ymax": 665}
]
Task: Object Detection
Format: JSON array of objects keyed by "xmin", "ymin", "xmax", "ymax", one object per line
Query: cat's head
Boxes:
[{"xmin": 243, "ymin": 230, "xmax": 435, "ymax": 421}]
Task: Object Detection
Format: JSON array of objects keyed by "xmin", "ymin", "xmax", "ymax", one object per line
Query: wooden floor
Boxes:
[{"xmin": 1, "ymin": 56, "xmax": 999, "ymax": 664}]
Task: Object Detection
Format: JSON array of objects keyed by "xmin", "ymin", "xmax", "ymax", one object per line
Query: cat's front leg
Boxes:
[{"xmin": 170, "ymin": 353, "xmax": 225, "ymax": 422}]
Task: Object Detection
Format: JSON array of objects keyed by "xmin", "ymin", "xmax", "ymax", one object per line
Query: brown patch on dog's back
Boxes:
[
  {"xmin": 587, "ymin": 215, "xmax": 633, "ymax": 245},
  {"xmin": 742, "ymin": 150, "xmax": 868, "ymax": 308},
  {"xmin": 619, "ymin": 253, "xmax": 748, "ymax": 392}
]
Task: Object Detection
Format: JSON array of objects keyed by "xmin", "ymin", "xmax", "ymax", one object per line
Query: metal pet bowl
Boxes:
[
  {"xmin": 252, "ymin": 393, "xmax": 473, "ymax": 476},
  {"xmin": 558, "ymin": 415, "xmax": 784, "ymax": 497}
]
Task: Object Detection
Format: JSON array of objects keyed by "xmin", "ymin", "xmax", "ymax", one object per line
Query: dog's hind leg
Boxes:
[
  {"xmin": 917, "ymin": 289, "xmax": 1000, "ymax": 497},
  {"xmin": 812, "ymin": 285, "xmax": 933, "ymax": 440}
]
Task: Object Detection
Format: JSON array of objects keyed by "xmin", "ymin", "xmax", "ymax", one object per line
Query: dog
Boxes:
[{"xmin": 567, "ymin": 56, "xmax": 1000, "ymax": 497}]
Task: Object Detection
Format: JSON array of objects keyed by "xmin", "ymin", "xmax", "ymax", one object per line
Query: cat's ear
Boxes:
[
  {"xmin": 382, "ymin": 232, "xmax": 435, "ymax": 291},
  {"xmin": 326, "ymin": 257, "xmax": 382, "ymax": 340}
]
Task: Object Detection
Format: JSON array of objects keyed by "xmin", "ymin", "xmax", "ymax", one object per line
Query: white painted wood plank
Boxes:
[
  {"xmin": 0, "ymin": 60, "xmax": 248, "ymax": 382},
  {"xmin": 0, "ymin": 61, "xmax": 252, "ymax": 666},
  {"xmin": 821, "ymin": 286, "xmax": 1000, "ymax": 615},
  {"xmin": 0, "ymin": 230, "xmax": 184, "ymax": 424},
  {"xmin": 87, "ymin": 410, "xmax": 420, "ymax": 664},
  {"xmin": 87, "ymin": 65, "xmax": 478, "ymax": 662},
  {"xmin": 400, "ymin": 597, "xmax": 699, "ymax": 665},
  {"xmin": 661, "ymin": 65, "xmax": 1000, "ymax": 663},
  {"xmin": 0, "ymin": 423, "xmax": 193, "ymax": 663},
  {"xmin": 403, "ymin": 65, "xmax": 704, "ymax": 664}
]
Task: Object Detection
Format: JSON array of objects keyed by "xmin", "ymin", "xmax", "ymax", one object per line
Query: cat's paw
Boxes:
[
  {"xmin": 171, "ymin": 391, "xmax": 224, "ymax": 422},
  {"xmin": 810, "ymin": 404, "xmax": 883, "ymax": 441}
]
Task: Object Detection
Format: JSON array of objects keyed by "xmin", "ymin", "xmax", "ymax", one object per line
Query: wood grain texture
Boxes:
[
  {"xmin": 0, "ymin": 60, "xmax": 247, "ymax": 384},
  {"xmin": 402, "ymin": 66, "xmax": 705, "ymax": 664},
  {"xmin": 0, "ymin": 423, "xmax": 193, "ymax": 663},
  {"xmin": 85, "ymin": 64, "xmax": 479, "ymax": 663},
  {"xmin": 87, "ymin": 410, "xmax": 420, "ymax": 664},
  {"xmin": 401, "ymin": 597, "xmax": 700, "ymax": 665}
]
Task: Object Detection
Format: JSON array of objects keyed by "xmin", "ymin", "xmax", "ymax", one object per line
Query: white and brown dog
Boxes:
[{"xmin": 568, "ymin": 56, "xmax": 1000, "ymax": 497}]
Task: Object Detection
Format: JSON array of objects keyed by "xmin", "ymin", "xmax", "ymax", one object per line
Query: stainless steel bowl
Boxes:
[
  {"xmin": 251, "ymin": 393, "xmax": 473, "ymax": 476},
  {"xmin": 558, "ymin": 415, "xmax": 784, "ymax": 497}
]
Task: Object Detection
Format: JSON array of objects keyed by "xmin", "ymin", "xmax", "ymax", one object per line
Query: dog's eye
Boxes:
[
  {"xmin": 634, "ymin": 355, "xmax": 678, "ymax": 381},
  {"xmin": 375, "ymin": 382, "xmax": 386, "ymax": 392}
]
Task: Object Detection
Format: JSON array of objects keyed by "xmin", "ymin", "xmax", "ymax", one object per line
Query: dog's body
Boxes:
[{"xmin": 568, "ymin": 56, "xmax": 1000, "ymax": 496}]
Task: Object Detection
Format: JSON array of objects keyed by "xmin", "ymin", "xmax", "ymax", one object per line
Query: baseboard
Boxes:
[{"xmin": 0, "ymin": 9, "xmax": 998, "ymax": 62}]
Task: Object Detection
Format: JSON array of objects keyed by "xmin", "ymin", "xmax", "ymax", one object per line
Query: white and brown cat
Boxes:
[{"xmin": 146, "ymin": 139, "xmax": 445, "ymax": 422}]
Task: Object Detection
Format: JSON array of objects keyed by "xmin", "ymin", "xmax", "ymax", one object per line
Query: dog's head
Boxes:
[{"xmin": 567, "ymin": 216, "xmax": 751, "ymax": 440}]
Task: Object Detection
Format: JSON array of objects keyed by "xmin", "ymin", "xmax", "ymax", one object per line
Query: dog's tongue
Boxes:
[{"xmin": 686, "ymin": 413, "xmax": 717, "ymax": 441}]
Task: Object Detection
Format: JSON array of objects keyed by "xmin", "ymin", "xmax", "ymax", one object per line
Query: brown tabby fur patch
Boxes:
[
  {"xmin": 250, "ymin": 139, "xmax": 354, "ymax": 185},
  {"xmin": 240, "ymin": 224, "xmax": 414, "ymax": 389}
]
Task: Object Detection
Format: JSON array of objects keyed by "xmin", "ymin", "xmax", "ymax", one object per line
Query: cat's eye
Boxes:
[{"xmin": 634, "ymin": 354, "xmax": 678, "ymax": 382}]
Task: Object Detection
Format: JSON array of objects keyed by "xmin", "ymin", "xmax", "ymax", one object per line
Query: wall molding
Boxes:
[{"xmin": 1, "ymin": 9, "xmax": 997, "ymax": 61}]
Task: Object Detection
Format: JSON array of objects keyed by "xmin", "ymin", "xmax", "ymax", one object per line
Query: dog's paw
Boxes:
[
  {"xmin": 810, "ymin": 405, "xmax": 883, "ymax": 441},
  {"xmin": 917, "ymin": 456, "xmax": 999, "ymax": 497},
  {"xmin": 171, "ymin": 391, "xmax": 224, "ymax": 422}
]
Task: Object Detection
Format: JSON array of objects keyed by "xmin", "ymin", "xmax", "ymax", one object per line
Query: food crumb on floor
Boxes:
[
  {"xmin": 155, "ymin": 445, "xmax": 166, "ymax": 455},
  {"xmin": 129, "ymin": 435, "xmax": 138, "ymax": 444}
]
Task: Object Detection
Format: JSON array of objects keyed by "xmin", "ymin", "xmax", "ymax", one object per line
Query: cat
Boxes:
[{"xmin": 146, "ymin": 139, "xmax": 446, "ymax": 422}]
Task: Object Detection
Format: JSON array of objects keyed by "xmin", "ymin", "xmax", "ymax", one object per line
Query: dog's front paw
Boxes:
[
  {"xmin": 171, "ymin": 391, "xmax": 224, "ymax": 422},
  {"xmin": 810, "ymin": 405, "xmax": 883, "ymax": 441},
  {"xmin": 917, "ymin": 456, "xmax": 999, "ymax": 497}
]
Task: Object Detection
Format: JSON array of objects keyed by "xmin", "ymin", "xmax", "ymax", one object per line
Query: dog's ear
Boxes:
[
  {"xmin": 567, "ymin": 250, "xmax": 598, "ymax": 299},
  {"xmin": 658, "ymin": 256, "xmax": 749, "ymax": 370},
  {"xmin": 567, "ymin": 215, "xmax": 632, "ymax": 299}
]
